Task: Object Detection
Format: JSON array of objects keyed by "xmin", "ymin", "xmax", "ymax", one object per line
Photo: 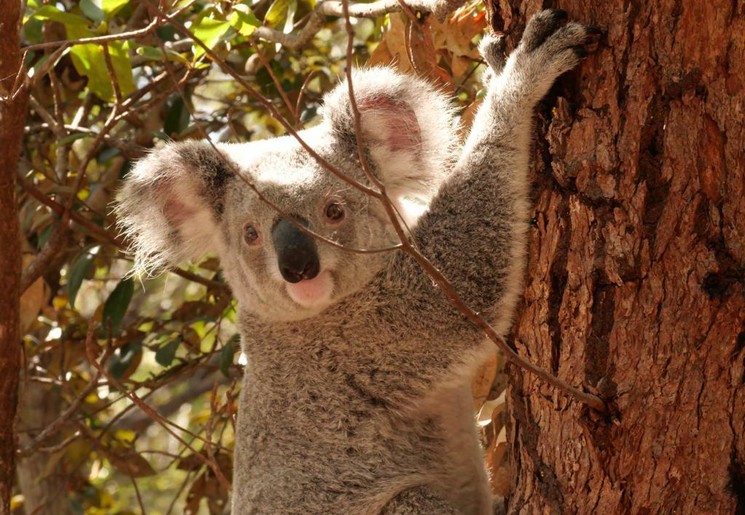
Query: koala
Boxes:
[{"xmin": 117, "ymin": 10, "xmax": 595, "ymax": 515}]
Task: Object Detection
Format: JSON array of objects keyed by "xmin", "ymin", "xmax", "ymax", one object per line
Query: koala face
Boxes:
[
  {"xmin": 215, "ymin": 128, "xmax": 395, "ymax": 321},
  {"xmin": 117, "ymin": 67, "xmax": 458, "ymax": 323}
]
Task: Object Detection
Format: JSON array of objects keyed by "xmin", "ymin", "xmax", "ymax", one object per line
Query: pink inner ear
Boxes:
[
  {"xmin": 154, "ymin": 181, "xmax": 198, "ymax": 225},
  {"xmin": 358, "ymin": 97, "xmax": 422, "ymax": 153},
  {"xmin": 163, "ymin": 196, "xmax": 198, "ymax": 225}
]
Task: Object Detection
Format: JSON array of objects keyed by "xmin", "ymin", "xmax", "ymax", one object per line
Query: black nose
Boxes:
[{"xmin": 271, "ymin": 217, "xmax": 320, "ymax": 284}]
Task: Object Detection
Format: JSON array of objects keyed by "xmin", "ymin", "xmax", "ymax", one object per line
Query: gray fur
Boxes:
[{"xmin": 116, "ymin": 11, "xmax": 593, "ymax": 514}]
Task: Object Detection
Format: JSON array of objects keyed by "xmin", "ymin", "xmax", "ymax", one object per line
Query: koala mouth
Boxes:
[{"xmin": 285, "ymin": 269, "xmax": 333, "ymax": 307}]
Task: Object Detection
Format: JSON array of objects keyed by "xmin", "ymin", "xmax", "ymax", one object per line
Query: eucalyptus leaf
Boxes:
[
  {"xmin": 103, "ymin": 277, "xmax": 134, "ymax": 334},
  {"xmin": 190, "ymin": 16, "xmax": 231, "ymax": 59},
  {"xmin": 102, "ymin": 0, "xmax": 130, "ymax": 18},
  {"xmin": 67, "ymin": 253, "xmax": 94, "ymax": 308},
  {"xmin": 220, "ymin": 337, "xmax": 238, "ymax": 377},
  {"xmin": 230, "ymin": 8, "xmax": 260, "ymax": 37},
  {"xmin": 155, "ymin": 339, "xmax": 180, "ymax": 367},
  {"xmin": 29, "ymin": 5, "xmax": 90, "ymax": 26},
  {"xmin": 80, "ymin": 0, "xmax": 105, "ymax": 22}
]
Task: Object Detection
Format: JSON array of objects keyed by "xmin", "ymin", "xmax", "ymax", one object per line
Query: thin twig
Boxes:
[
  {"xmin": 19, "ymin": 350, "xmax": 109, "ymax": 456},
  {"xmin": 84, "ymin": 319, "xmax": 232, "ymax": 490},
  {"xmin": 22, "ymin": 17, "xmax": 160, "ymax": 53},
  {"xmin": 249, "ymin": 40, "xmax": 297, "ymax": 123},
  {"xmin": 101, "ymin": 43, "xmax": 124, "ymax": 105}
]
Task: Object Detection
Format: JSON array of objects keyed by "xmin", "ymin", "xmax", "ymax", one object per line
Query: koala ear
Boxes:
[
  {"xmin": 116, "ymin": 140, "xmax": 235, "ymax": 275},
  {"xmin": 322, "ymin": 67, "xmax": 458, "ymax": 207}
]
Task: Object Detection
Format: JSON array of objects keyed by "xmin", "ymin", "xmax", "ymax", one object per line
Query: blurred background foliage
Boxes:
[{"xmin": 16, "ymin": 0, "xmax": 505, "ymax": 513}]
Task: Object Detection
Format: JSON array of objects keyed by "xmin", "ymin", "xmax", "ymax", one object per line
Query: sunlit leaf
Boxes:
[
  {"xmin": 264, "ymin": 0, "xmax": 287, "ymax": 27},
  {"xmin": 103, "ymin": 277, "xmax": 134, "ymax": 334},
  {"xmin": 230, "ymin": 7, "xmax": 260, "ymax": 37},
  {"xmin": 28, "ymin": 5, "xmax": 90, "ymax": 26},
  {"xmin": 102, "ymin": 0, "xmax": 130, "ymax": 17},
  {"xmin": 79, "ymin": 0, "xmax": 129, "ymax": 20},
  {"xmin": 190, "ymin": 15, "xmax": 231, "ymax": 59},
  {"xmin": 66, "ymin": 24, "xmax": 135, "ymax": 101},
  {"xmin": 283, "ymin": 0, "xmax": 298, "ymax": 35}
]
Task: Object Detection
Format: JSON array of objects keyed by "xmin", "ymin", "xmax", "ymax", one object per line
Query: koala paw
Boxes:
[
  {"xmin": 479, "ymin": 33, "xmax": 507, "ymax": 74},
  {"xmin": 515, "ymin": 9, "xmax": 600, "ymax": 82}
]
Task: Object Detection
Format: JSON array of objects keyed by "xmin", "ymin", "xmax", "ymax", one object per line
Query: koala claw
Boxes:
[
  {"xmin": 521, "ymin": 8, "xmax": 569, "ymax": 52},
  {"xmin": 479, "ymin": 33, "xmax": 507, "ymax": 73}
]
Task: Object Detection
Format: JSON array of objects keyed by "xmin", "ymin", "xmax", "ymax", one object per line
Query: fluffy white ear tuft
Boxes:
[
  {"xmin": 115, "ymin": 141, "xmax": 234, "ymax": 276},
  {"xmin": 322, "ymin": 67, "xmax": 459, "ymax": 218}
]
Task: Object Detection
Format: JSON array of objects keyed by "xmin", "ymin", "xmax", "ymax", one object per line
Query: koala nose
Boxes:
[{"xmin": 271, "ymin": 217, "xmax": 321, "ymax": 284}]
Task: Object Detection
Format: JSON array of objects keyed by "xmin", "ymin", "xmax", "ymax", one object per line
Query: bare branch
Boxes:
[{"xmin": 22, "ymin": 17, "xmax": 160, "ymax": 53}]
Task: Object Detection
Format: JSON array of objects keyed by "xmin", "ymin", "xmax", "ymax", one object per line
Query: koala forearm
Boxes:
[{"xmin": 401, "ymin": 70, "xmax": 535, "ymax": 332}]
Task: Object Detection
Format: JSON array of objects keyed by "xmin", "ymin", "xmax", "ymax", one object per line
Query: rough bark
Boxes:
[
  {"xmin": 0, "ymin": 1, "xmax": 26, "ymax": 512},
  {"xmin": 501, "ymin": 0, "xmax": 745, "ymax": 513}
]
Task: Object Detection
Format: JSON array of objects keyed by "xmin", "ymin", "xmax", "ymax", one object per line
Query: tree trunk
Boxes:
[
  {"xmin": 15, "ymin": 382, "xmax": 74, "ymax": 515},
  {"xmin": 502, "ymin": 0, "xmax": 745, "ymax": 512},
  {"xmin": 0, "ymin": 1, "xmax": 26, "ymax": 512}
]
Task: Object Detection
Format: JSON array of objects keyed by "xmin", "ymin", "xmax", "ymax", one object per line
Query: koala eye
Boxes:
[
  {"xmin": 243, "ymin": 224, "xmax": 261, "ymax": 245},
  {"xmin": 324, "ymin": 201, "xmax": 346, "ymax": 223}
]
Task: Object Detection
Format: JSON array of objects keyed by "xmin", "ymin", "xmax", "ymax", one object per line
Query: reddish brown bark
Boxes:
[
  {"xmin": 0, "ymin": 1, "xmax": 26, "ymax": 512},
  {"xmin": 499, "ymin": 0, "xmax": 745, "ymax": 512}
]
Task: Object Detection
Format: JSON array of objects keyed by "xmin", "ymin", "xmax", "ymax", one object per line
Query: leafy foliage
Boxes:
[{"xmin": 16, "ymin": 0, "xmax": 503, "ymax": 513}]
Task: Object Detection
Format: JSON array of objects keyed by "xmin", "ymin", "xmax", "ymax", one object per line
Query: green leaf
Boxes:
[
  {"xmin": 229, "ymin": 8, "xmax": 260, "ymax": 37},
  {"xmin": 103, "ymin": 278, "xmax": 134, "ymax": 334},
  {"xmin": 68, "ymin": 31, "xmax": 135, "ymax": 101},
  {"xmin": 106, "ymin": 41, "xmax": 136, "ymax": 96},
  {"xmin": 155, "ymin": 339, "xmax": 180, "ymax": 367},
  {"xmin": 264, "ymin": 0, "xmax": 296, "ymax": 33},
  {"xmin": 264, "ymin": 0, "xmax": 287, "ymax": 27},
  {"xmin": 190, "ymin": 16, "xmax": 231, "ymax": 59},
  {"xmin": 101, "ymin": 0, "xmax": 130, "ymax": 18},
  {"xmin": 67, "ymin": 254, "xmax": 93, "ymax": 308},
  {"xmin": 219, "ymin": 336, "xmax": 238, "ymax": 377},
  {"xmin": 163, "ymin": 95, "xmax": 189, "ymax": 136},
  {"xmin": 79, "ymin": 0, "xmax": 129, "ymax": 21},
  {"xmin": 79, "ymin": 0, "xmax": 104, "ymax": 22},
  {"xmin": 29, "ymin": 5, "xmax": 90, "ymax": 26}
]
